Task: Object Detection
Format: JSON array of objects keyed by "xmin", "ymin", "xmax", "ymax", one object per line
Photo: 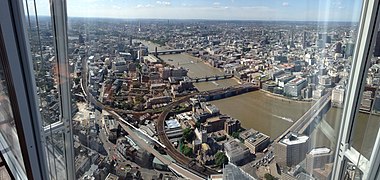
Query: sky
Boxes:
[{"xmin": 26, "ymin": 0, "xmax": 362, "ymax": 21}]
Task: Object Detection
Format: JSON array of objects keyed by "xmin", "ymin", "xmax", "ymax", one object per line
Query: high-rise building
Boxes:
[
  {"xmin": 335, "ymin": 42, "xmax": 343, "ymax": 53},
  {"xmin": 345, "ymin": 42, "xmax": 356, "ymax": 57},
  {"xmin": 274, "ymin": 132, "xmax": 310, "ymax": 167},
  {"xmin": 332, "ymin": 86, "xmax": 345, "ymax": 107},
  {"xmin": 79, "ymin": 34, "xmax": 85, "ymax": 44},
  {"xmin": 303, "ymin": 31, "xmax": 308, "ymax": 48},
  {"xmin": 306, "ymin": 148, "xmax": 334, "ymax": 174}
]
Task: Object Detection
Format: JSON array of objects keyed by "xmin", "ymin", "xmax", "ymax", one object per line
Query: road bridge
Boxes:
[
  {"xmin": 189, "ymin": 74, "xmax": 234, "ymax": 82},
  {"xmin": 149, "ymin": 49, "xmax": 191, "ymax": 55},
  {"xmin": 275, "ymin": 92, "xmax": 332, "ymax": 142}
]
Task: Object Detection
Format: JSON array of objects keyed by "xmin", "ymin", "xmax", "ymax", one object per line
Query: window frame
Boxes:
[
  {"xmin": 332, "ymin": 0, "xmax": 380, "ymax": 179},
  {"xmin": 4, "ymin": 0, "xmax": 380, "ymax": 179},
  {"xmin": 0, "ymin": 0, "xmax": 50, "ymax": 179}
]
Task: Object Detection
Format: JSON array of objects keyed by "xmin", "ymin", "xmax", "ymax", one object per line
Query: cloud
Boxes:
[
  {"xmin": 213, "ymin": 2, "xmax": 221, "ymax": 6},
  {"xmin": 112, "ymin": 5, "xmax": 121, "ymax": 9},
  {"xmin": 136, "ymin": 4, "xmax": 154, "ymax": 8},
  {"xmin": 156, "ymin": 1, "xmax": 171, "ymax": 6},
  {"xmin": 282, "ymin": 2, "xmax": 289, "ymax": 7}
]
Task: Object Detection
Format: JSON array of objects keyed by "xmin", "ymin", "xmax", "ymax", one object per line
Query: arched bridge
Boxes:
[
  {"xmin": 149, "ymin": 49, "xmax": 191, "ymax": 55},
  {"xmin": 190, "ymin": 74, "xmax": 234, "ymax": 82}
]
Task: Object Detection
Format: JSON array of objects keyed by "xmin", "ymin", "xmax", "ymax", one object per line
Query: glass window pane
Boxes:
[
  {"xmin": 0, "ymin": 39, "xmax": 26, "ymax": 176},
  {"xmin": 22, "ymin": 0, "xmax": 68, "ymax": 179},
  {"xmin": 348, "ymin": 30, "xmax": 380, "ymax": 165},
  {"xmin": 62, "ymin": 0, "xmax": 365, "ymax": 179}
]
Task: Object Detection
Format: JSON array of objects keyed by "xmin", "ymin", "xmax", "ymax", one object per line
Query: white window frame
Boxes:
[{"xmin": 332, "ymin": 0, "xmax": 380, "ymax": 179}]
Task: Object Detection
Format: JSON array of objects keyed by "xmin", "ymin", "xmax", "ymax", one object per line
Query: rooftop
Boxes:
[
  {"xmin": 225, "ymin": 139, "xmax": 249, "ymax": 154},
  {"xmin": 287, "ymin": 77, "xmax": 306, "ymax": 85},
  {"xmin": 153, "ymin": 155, "xmax": 175, "ymax": 165},
  {"xmin": 165, "ymin": 119, "xmax": 181, "ymax": 129},
  {"xmin": 239, "ymin": 128, "xmax": 258, "ymax": 140},
  {"xmin": 280, "ymin": 132, "xmax": 309, "ymax": 145},
  {"xmin": 105, "ymin": 173, "xmax": 119, "ymax": 180},
  {"xmin": 309, "ymin": 147, "xmax": 331, "ymax": 155}
]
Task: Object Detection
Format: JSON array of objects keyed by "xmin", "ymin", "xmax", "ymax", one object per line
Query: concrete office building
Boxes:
[
  {"xmin": 224, "ymin": 139, "xmax": 251, "ymax": 165},
  {"xmin": 318, "ymin": 75, "xmax": 332, "ymax": 87},
  {"xmin": 332, "ymin": 86, "xmax": 345, "ymax": 107},
  {"xmin": 305, "ymin": 148, "xmax": 334, "ymax": 174},
  {"xmin": 112, "ymin": 57, "xmax": 128, "ymax": 72},
  {"xmin": 244, "ymin": 132, "xmax": 270, "ymax": 154},
  {"xmin": 284, "ymin": 78, "xmax": 307, "ymax": 97},
  {"xmin": 274, "ymin": 132, "xmax": 310, "ymax": 167},
  {"xmin": 276, "ymin": 74, "xmax": 295, "ymax": 88}
]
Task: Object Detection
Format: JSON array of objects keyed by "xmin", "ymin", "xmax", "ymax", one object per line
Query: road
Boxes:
[{"xmin": 275, "ymin": 91, "xmax": 332, "ymax": 142}]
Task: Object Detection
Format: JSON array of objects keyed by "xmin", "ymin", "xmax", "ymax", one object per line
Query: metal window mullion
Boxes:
[
  {"xmin": 49, "ymin": 0, "xmax": 75, "ymax": 179},
  {"xmin": 332, "ymin": 0, "xmax": 380, "ymax": 179},
  {"xmin": 44, "ymin": 121, "xmax": 64, "ymax": 135},
  {"xmin": 344, "ymin": 148, "xmax": 369, "ymax": 175}
]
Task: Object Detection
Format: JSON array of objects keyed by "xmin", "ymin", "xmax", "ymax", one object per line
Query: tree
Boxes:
[
  {"xmin": 195, "ymin": 121, "xmax": 201, "ymax": 129},
  {"xmin": 121, "ymin": 101, "xmax": 133, "ymax": 110},
  {"xmin": 183, "ymin": 128, "xmax": 195, "ymax": 142},
  {"xmin": 215, "ymin": 152, "xmax": 228, "ymax": 167},
  {"xmin": 231, "ymin": 131, "xmax": 240, "ymax": 139},
  {"xmin": 73, "ymin": 77, "xmax": 80, "ymax": 85},
  {"xmin": 181, "ymin": 145, "xmax": 193, "ymax": 157},
  {"xmin": 264, "ymin": 173, "xmax": 278, "ymax": 180},
  {"xmin": 135, "ymin": 95, "xmax": 145, "ymax": 103}
]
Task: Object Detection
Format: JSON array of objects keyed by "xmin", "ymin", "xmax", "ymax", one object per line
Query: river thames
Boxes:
[{"xmin": 140, "ymin": 40, "xmax": 378, "ymax": 159}]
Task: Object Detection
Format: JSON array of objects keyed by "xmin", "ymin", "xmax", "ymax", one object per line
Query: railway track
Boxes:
[
  {"xmin": 82, "ymin": 56, "xmax": 218, "ymax": 177},
  {"xmin": 156, "ymin": 95, "xmax": 218, "ymax": 177}
]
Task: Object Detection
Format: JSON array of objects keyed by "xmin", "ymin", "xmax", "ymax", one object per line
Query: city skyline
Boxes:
[{"xmin": 27, "ymin": 0, "xmax": 362, "ymax": 22}]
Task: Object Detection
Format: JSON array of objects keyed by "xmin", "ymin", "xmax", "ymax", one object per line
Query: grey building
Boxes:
[
  {"xmin": 305, "ymin": 148, "xmax": 334, "ymax": 174},
  {"xmin": 274, "ymin": 132, "xmax": 310, "ymax": 167},
  {"xmin": 284, "ymin": 78, "xmax": 307, "ymax": 97},
  {"xmin": 332, "ymin": 86, "xmax": 345, "ymax": 107},
  {"xmin": 224, "ymin": 139, "xmax": 251, "ymax": 165}
]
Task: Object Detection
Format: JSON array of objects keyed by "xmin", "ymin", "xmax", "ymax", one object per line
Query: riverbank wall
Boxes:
[{"xmin": 200, "ymin": 83, "xmax": 259, "ymax": 101}]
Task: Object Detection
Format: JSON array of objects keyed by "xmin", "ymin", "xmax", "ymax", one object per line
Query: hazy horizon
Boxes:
[
  {"xmin": 25, "ymin": 0, "xmax": 362, "ymax": 22},
  {"xmin": 30, "ymin": 15, "xmax": 360, "ymax": 24}
]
